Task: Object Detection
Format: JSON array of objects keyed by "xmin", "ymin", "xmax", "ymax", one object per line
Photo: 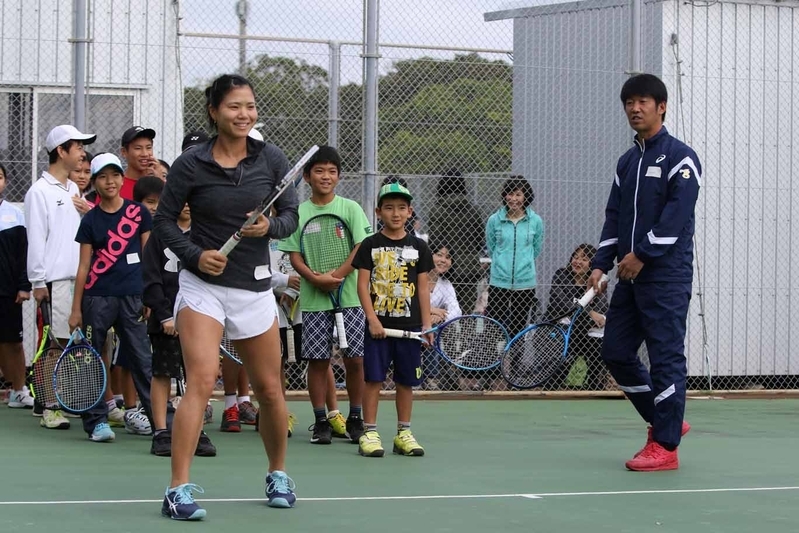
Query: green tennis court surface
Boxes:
[{"xmin": 2, "ymin": 398, "xmax": 798, "ymax": 532}]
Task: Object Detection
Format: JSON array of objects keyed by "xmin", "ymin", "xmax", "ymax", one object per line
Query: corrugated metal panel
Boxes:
[{"xmin": 510, "ymin": 0, "xmax": 799, "ymax": 379}]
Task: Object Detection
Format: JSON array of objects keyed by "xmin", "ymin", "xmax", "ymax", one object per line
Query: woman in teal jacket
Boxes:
[{"xmin": 485, "ymin": 176, "xmax": 544, "ymax": 337}]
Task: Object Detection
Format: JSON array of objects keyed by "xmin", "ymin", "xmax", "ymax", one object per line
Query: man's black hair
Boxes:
[{"xmin": 620, "ymin": 73, "xmax": 668, "ymax": 121}]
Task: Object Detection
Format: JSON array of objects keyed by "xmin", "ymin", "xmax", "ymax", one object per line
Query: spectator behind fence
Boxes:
[
  {"xmin": 545, "ymin": 244, "xmax": 609, "ymax": 390},
  {"xmin": 423, "ymin": 241, "xmax": 461, "ymax": 390},
  {"xmin": 426, "ymin": 169, "xmax": 485, "ymax": 308},
  {"xmin": 484, "ymin": 176, "xmax": 544, "ymax": 338}
]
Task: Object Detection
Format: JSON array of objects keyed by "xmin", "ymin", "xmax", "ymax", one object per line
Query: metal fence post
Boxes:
[
  {"xmin": 629, "ymin": 0, "xmax": 642, "ymax": 75},
  {"xmin": 362, "ymin": 0, "xmax": 379, "ymax": 224},
  {"xmin": 72, "ymin": 0, "xmax": 88, "ymax": 130},
  {"xmin": 328, "ymin": 41, "xmax": 341, "ymax": 148}
]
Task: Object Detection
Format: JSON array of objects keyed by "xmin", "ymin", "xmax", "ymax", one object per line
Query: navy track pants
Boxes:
[{"xmin": 601, "ymin": 281, "xmax": 691, "ymax": 448}]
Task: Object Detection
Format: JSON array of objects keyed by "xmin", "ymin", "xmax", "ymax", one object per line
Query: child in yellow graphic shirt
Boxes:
[{"xmin": 352, "ymin": 183, "xmax": 433, "ymax": 458}]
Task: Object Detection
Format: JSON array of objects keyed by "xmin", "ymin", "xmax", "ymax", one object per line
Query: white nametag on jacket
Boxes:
[
  {"xmin": 1, "ymin": 214, "xmax": 16, "ymax": 223},
  {"xmin": 254, "ymin": 265, "xmax": 271, "ymax": 280},
  {"xmin": 645, "ymin": 166, "xmax": 662, "ymax": 178},
  {"xmin": 401, "ymin": 248, "xmax": 419, "ymax": 261},
  {"xmin": 126, "ymin": 253, "xmax": 140, "ymax": 265}
]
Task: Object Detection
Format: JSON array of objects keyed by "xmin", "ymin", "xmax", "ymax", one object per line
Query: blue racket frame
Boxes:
[
  {"xmin": 430, "ymin": 314, "xmax": 511, "ymax": 371},
  {"xmin": 500, "ymin": 306, "xmax": 586, "ymax": 389},
  {"xmin": 53, "ymin": 328, "xmax": 108, "ymax": 413}
]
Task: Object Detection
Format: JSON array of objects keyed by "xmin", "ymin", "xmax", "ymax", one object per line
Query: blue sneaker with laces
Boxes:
[
  {"xmin": 265, "ymin": 471, "xmax": 296, "ymax": 508},
  {"xmin": 89, "ymin": 422, "xmax": 115, "ymax": 442},
  {"xmin": 162, "ymin": 483, "xmax": 207, "ymax": 520}
]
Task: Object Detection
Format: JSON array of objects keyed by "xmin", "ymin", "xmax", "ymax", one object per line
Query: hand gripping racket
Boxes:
[
  {"xmin": 299, "ymin": 214, "xmax": 354, "ymax": 350},
  {"xmin": 218, "ymin": 145, "xmax": 319, "ymax": 257},
  {"xmin": 29, "ymin": 301, "xmax": 63, "ymax": 407},
  {"xmin": 383, "ymin": 314, "xmax": 510, "ymax": 371},
  {"xmin": 500, "ymin": 274, "xmax": 608, "ymax": 389},
  {"xmin": 53, "ymin": 328, "xmax": 107, "ymax": 413},
  {"xmin": 280, "ymin": 298, "xmax": 299, "ymax": 363}
]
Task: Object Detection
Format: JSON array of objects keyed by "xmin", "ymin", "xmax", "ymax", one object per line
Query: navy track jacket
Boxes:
[{"xmin": 592, "ymin": 126, "xmax": 702, "ymax": 283}]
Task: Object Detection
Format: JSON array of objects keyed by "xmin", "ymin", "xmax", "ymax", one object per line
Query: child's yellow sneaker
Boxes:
[
  {"xmin": 393, "ymin": 429, "xmax": 424, "ymax": 456},
  {"xmin": 358, "ymin": 430, "xmax": 385, "ymax": 457},
  {"xmin": 327, "ymin": 410, "xmax": 348, "ymax": 439}
]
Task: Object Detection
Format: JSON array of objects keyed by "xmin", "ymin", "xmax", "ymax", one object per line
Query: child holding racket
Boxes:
[
  {"xmin": 352, "ymin": 182, "xmax": 434, "ymax": 457},
  {"xmin": 279, "ymin": 146, "xmax": 370, "ymax": 446},
  {"xmin": 68, "ymin": 153, "xmax": 156, "ymax": 443}
]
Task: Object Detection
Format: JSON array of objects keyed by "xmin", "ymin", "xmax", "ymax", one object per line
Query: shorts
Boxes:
[
  {"xmin": 0, "ymin": 297, "xmax": 23, "ymax": 343},
  {"xmin": 175, "ymin": 270, "xmax": 277, "ymax": 340},
  {"xmin": 149, "ymin": 333, "xmax": 183, "ymax": 379},
  {"xmin": 301, "ymin": 308, "xmax": 365, "ymax": 360},
  {"xmin": 46, "ymin": 280, "xmax": 75, "ymax": 340},
  {"xmin": 279, "ymin": 323, "xmax": 302, "ymax": 361},
  {"xmin": 363, "ymin": 329, "xmax": 422, "ymax": 387}
]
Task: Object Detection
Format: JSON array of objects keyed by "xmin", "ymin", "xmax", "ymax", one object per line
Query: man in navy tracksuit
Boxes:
[{"xmin": 588, "ymin": 74, "xmax": 701, "ymax": 472}]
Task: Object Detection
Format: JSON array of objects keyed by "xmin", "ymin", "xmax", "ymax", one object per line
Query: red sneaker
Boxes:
[
  {"xmin": 634, "ymin": 421, "xmax": 691, "ymax": 458},
  {"xmin": 625, "ymin": 441, "xmax": 679, "ymax": 471},
  {"xmin": 220, "ymin": 405, "xmax": 241, "ymax": 433}
]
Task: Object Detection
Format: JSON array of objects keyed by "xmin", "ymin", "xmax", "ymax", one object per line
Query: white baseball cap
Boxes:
[
  {"xmin": 248, "ymin": 128, "xmax": 264, "ymax": 141},
  {"xmin": 45, "ymin": 125, "xmax": 97, "ymax": 153},
  {"xmin": 90, "ymin": 153, "xmax": 124, "ymax": 179}
]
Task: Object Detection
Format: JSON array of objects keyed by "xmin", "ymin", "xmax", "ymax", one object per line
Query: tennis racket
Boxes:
[
  {"xmin": 500, "ymin": 274, "xmax": 608, "ymax": 389},
  {"xmin": 280, "ymin": 298, "xmax": 299, "ymax": 363},
  {"xmin": 53, "ymin": 328, "xmax": 107, "ymax": 413},
  {"xmin": 299, "ymin": 214, "xmax": 354, "ymax": 350},
  {"xmin": 218, "ymin": 145, "xmax": 320, "ymax": 257},
  {"xmin": 28, "ymin": 301, "xmax": 62, "ymax": 408},
  {"xmin": 220, "ymin": 330, "xmax": 243, "ymax": 365},
  {"xmin": 383, "ymin": 314, "xmax": 510, "ymax": 371}
]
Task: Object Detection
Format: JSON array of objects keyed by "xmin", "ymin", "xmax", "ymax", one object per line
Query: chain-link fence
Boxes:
[{"xmin": 2, "ymin": 0, "xmax": 798, "ymax": 397}]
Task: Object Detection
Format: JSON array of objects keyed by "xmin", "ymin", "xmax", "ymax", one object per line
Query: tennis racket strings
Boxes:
[
  {"xmin": 54, "ymin": 345, "xmax": 106, "ymax": 412},
  {"xmin": 436, "ymin": 315, "xmax": 509, "ymax": 370},
  {"xmin": 501, "ymin": 323, "xmax": 567, "ymax": 389}
]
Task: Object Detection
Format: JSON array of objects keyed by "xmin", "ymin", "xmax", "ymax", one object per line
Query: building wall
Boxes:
[
  {"xmin": 0, "ymin": 0, "xmax": 181, "ymax": 363},
  {"xmin": 0, "ymin": 0, "xmax": 182, "ymax": 186},
  {"xmin": 507, "ymin": 0, "xmax": 799, "ymax": 378},
  {"xmin": 661, "ymin": 0, "xmax": 799, "ymax": 377}
]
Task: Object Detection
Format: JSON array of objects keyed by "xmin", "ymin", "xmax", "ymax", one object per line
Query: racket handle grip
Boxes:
[
  {"xmin": 218, "ymin": 234, "xmax": 240, "ymax": 257},
  {"xmin": 578, "ymin": 274, "xmax": 609, "ymax": 307},
  {"xmin": 382, "ymin": 328, "xmax": 417, "ymax": 340},
  {"xmin": 286, "ymin": 328, "xmax": 296, "ymax": 363},
  {"xmin": 335, "ymin": 312, "xmax": 348, "ymax": 349}
]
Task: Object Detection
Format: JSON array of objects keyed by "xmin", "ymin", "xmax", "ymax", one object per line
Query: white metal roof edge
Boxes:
[{"xmin": 485, "ymin": 0, "xmax": 798, "ymax": 21}]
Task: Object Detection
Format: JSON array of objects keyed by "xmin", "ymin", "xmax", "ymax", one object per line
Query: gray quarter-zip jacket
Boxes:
[{"xmin": 153, "ymin": 137, "xmax": 299, "ymax": 292}]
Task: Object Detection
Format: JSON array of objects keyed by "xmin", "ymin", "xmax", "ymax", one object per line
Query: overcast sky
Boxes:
[{"xmin": 179, "ymin": 0, "xmax": 516, "ymax": 86}]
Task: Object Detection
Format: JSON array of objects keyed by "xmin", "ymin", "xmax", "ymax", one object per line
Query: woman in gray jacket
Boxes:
[{"xmin": 153, "ymin": 74, "xmax": 299, "ymax": 519}]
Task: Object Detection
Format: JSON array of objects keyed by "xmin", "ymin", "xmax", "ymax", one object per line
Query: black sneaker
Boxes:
[
  {"xmin": 195, "ymin": 431, "xmax": 217, "ymax": 457},
  {"xmin": 32, "ymin": 401, "xmax": 44, "ymax": 417},
  {"xmin": 346, "ymin": 416, "xmax": 365, "ymax": 444},
  {"xmin": 309, "ymin": 419, "xmax": 332, "ymax": 444},
  {"xmin": 151, "ymin": 430, "xmax": 172, "ymax": 457}
]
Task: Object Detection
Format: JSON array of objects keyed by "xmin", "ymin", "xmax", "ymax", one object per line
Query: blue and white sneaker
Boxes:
[
  {"xmin": 265, "ymin": 471, "xmax": 296, "ymax": 508},
  {"xmin": 89, "ymin": 423, "xmax": 115, "ymax": 442},
  {"xmin": 162, "ymin": 483, "xmax": 206, "ymax": 520}
]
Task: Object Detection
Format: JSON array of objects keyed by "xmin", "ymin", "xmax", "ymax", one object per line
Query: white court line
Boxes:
[{"xmin": 2, "ymin": 486, "xmax": 799, "ymax": 506}]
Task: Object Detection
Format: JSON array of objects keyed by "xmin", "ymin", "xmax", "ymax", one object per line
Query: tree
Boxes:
[{"xmin": 182, "ymin": 52, "xmax": 512, "ymax": 176}]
